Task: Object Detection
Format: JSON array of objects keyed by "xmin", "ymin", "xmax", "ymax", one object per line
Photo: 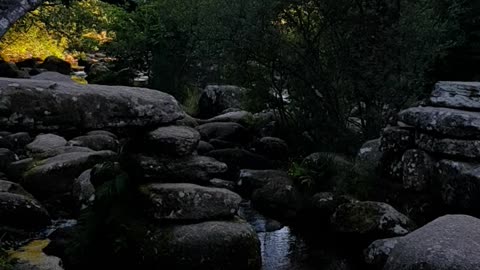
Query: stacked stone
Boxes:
[
  {"xmin": 377, "ymin": 81, "xmax": 480, "ymax": 216},
  {"xmin": 0, "ymin": 77, "xmax": 261, "ymax": 270}
]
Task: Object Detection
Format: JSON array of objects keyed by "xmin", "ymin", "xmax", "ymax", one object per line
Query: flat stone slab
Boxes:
[
  {"xmin": 0, "ymin": 78, "xmax": 184, "ymax": 132},
  {"xmin": 430, "ymin": 81, "xmax": 480, "ymax": 110},
  {"xmin": 398, "ymin": 106, "xmax": 480, "ymax": 138},
  {"xmin": 139, "ymin": 183, "xmax": 241, "ymax": 221},
  {"xmin": 417, "ymin": 133, "xmax": 480, "ymax": 158}
]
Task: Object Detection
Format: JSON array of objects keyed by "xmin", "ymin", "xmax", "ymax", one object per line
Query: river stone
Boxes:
[
  {"xmin": 0, "ymin": 192, "xmax": 50, "ymax": 229},
  {"xmin": 196, "ymin": 122, "xmax": 249, "ymax": 143},
  {"xmin": 6, "ymin": 158, "xmax": 35, "ymax": 181},
  {"xmin": 22, "ymin": 150, "xmax": 116, "ymax": 198},
  {"xmin": 197, "ymin": 140, "xmax": 214, "ymax": 154},
  {"xmin": 364, "ymin": 237, "xmax": 401, "ymax": 268},
  {"xmin": 146, "ymin": 126, "xmax": 200, "ymax": 156},
  {"xmin": 429, "ymin": 81, "xmax": 480, "ymax": 110},
  {"xmin": 0, "ymin": 78, "xmax": 184, "ymax": 132},
  {"xmin": 401, "ymin": 149, "xmax": 434, "ymax": 191},
  {"xmin": 384, "ymin": 215, "xmax": 480, "ymax": 270},
  {"xmin": 40, "ymin": 56, "xmax": 71, "ymax": 75},
  {"xmin": 357, "ymin": 138, "xmax": 382, "ymax": 166},
  {"xmin": 198, "ymin": 84, "xmax": 248, "ymax": 118},
  {"xmin": 137, "ymin": 220, "xmax": 261, "ymax": 270},
  {"xmin": 398, "ymin": 106, "xmax": 480, "ymax": 138},
  {"xmin": 11, "ymin": 239, "xmax": 64, "ymax": 270},
  {"xmin": 330, "ymin": 201, "xmax": 415, "ymax": 239},
  {"xmin": 33, "ymin": 146, "xmax": 94, "ymax": 160},
  {"xmin": 253, "ymin": 137, "xmax": 289, "ymax": 160},
  {"xmin": 0, "ymin": 180, "xmax": 33, "ymax": 197},
  {"xmin": 175, "ymin": 114, "xmax": 199, "ymax": 128},
  {"xmin": 209, "ymin": 178, "xmax": 236, "ymax": 191},
  {"xmin": 380, "ymin": 127, "xmax": 414, "ymax": 155},
  {"xmin": 68, "ymin": 134, "xmax": 119, "ymax": 151},
  {"xmin": 417, "ymin": 133, "xmax": 480, "ymax": 159},
  {"xmin": 139, "ymin": 183, "xmax": 241, "ymax": 221},
  {"xmin": 72, "ymin": 169, "xmax": 95, "ymax": 210},
  {"xmin": 310, "ymin": 192, "xmax": 358, "ymax": 220},
  {"xmin": 237, "ymin": 169, "xmax": 291, "ymax": 195},
  {"xmin": 251, "ymin": 172, "xmax": 303, "ymax": 219},
  {"xmin": 31, "ymin": 71, "xmax": 72, "ymax": 83},
  {"xmin": 201, "ymin": 111, "xmax": 253, "ymax": 126},
  {"xmin": 132, "ymin": 154, "xmax": 227, "ymax": 184},
  {"xmin": 209, "ymin": 139, "xmax": 240, "ymax": 149},
  {"xmin": 436, "ymin": 159, "xmax": 480, "ymax": 212},
  {"xmin": 26, "ymin": 134, "xmax": 67, "ymax": 154}
]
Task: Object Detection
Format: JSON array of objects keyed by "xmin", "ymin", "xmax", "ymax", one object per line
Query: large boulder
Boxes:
[
  {"xmin": 0, "ymin": 183, "xmax": 51, "ymax": 229},
  {"xmin": 131, "ymin": 154, "xmax": 227, "ymax": 184},
  {"xmin": 139, "ymin": 183, "xmax": 241, "ymax": 221},
  {"xmin": 22, "ymin": 150, "xmax": 116, "ymax": 198},
  {"xmin": 0, "ymin": 78, "xmax": 184, "ymax": 133},
  {"xmin": 197, "ymin": 140, "xmax": 214, "ymax": 155},
  {"xmin": 198, "ymin": 85, "xmax": 248, "ymax": 118},
  {"xmin": 26, "ymin": 134, "xmax": 67, "ymax": 154},
  {"xmin": 398, "ymin": 106, "xmax": 480, "ymax": 138},
  {"xmin": 32, "ymin": 71, "xmax": 73, "ymax": 83},
  {"xmin": 146, "ymin": 126, "xmax": 200, "ymax": 156},
  {"xmin": 384, "ymin": 215, "xmax": 480, "ymax": 270},
  {"xmin": 380, "ymin": 127, "xmax": 415, "ymax": 155},
  {"xmin": 436, "ymin": 159, "xmax": 480, "ymax": 212},
  {"xmin": 429, "ymin": 81, "xmax": 480, "ymax": 110},
  {"xmin": 33, "ymin": 146, "xmax": 94, "ymax": 160},
  {"xmin": 201, "ymin": 111, "xmax": 253, "ymax": 126},
  {"xmin": 249, "ymin": 171, "xmax": 303, "ymax": 219},
  {"xmin": 196, "ymin": 122, "xmax": 249, "ymax": 143},
  {"xmin": 67, "ymin": 134, "xmax": 119, "ymax": 152},
  {"xmin": 401, "ymin": 149, "xmax": 434, "ymax": 191},
  {"xmin": 357, "ymin": 138, "xmax": 382, "ymax": 166},
  {"xmin": 364, "ymin": 237, "xmax": 401, "ymax": 268},
  {"xmin": 40, "ymin": 56, "xmax": 71, "ymax": 75},
  {"xmin": 253, "ymin": 137, "xmax": 289, "ymax": 160},
  {"xmin": 136, "ymin": 220, "xmax": 261, "ymax": 270},
  {"xmin": 417, "ymin": 133, "xmax": 480, "ymax": 159},
  {"xmin": 330, "ymin": 201, "xmax": 415, "ymax": 239},
  {"xmin": 237, "ymin": 169, "xmax": 290, "ymax": 195}
]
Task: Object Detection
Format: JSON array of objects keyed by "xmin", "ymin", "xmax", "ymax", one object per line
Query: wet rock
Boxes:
[
  {"xmin": 197, "ymin": 141, "xmax": 214, "ymax": 154},
  {"xmin": 40, "ymin": 56, "xmax": 71, "ymax": 75},
  {"xmin": 201, "ymin": 111, "xmax": 253, "ymax": 126},
  {"xmin": 429, "ymin": 81, "xmax": 480, "ymax": 110},
  {"xmin": 32, "ymin": 71, "xmax": 73, "ymax": 83},
  {"xmin": 357, "ymin": 138, "xmax": 382, "ymax": 166},
  {"xmin": 206, "ymin": 149, "xmax": 273, "ymax": 176},
  {"xmin": 398, "ymin": 106, "xmax": 480, "ymax": 138},
  {"xmin": 380, "ymin": 127, "xmax": 414, "ymax": 155},
  {"xmin": 22, "ymin": 150, "xmax": 116, "ymax": 198},
  {"xmin": 0, "ymin": 191, "xmax": 50, "ymax": 229},
  {"xmin": 68, "ymin": 134, "xmax": 119, "ymax": 152},
  {"xmin": 0, "ymin": 78, "xmax": 184, "ymax": 133},
  {"xmin": 384, "ymin": 215, "xmax": 480, "ymax": 270},
  {"xmin": 175, "ymin": 114, "xmax": 199, "ymax": 127},
  {"xmin": 0, "ymin": 148, "xmax": 16, "ymax": 170},
  {"xmin": 136, "ymin": 220, "xmax": 261, "ymax": 270},
  {"xmin": 436, "ymin": 159, "xmax": 480, "ymax": 212},
  {"xmin": 33, "ymin": 146, "xmax": 94, "ymax": 160},
  {"xmin": 237, "ymin": 169, "xmax": 290, "ymax": 195},
  {"xmin": 6, "ymin": 158, "xmax": 34, "ymax": 181},
  {"xmin": 310, "ymin": 192, "xmax": 357, "ymax": 220},
  {"xmin": 26, "ymin": 134, "xmax": 67, "ymax": 154},
  {"xmin": 0, "ymin": 180, "xmax": 31, "ymax": 197},
  {"xmin": 331, "ymin": 201, "xmax": 415, "ymax": 239},
  {"xmin": 253, "ymin": 137, "xmax": 289, "ymax": 160},
  {"xmin": 417, "ymin": 133, "xmax": 480, "ymax": 159},
  {"xmin": 251, "ymin": 172, "xmax": 303, "ymax": 219},
  {"xmin": 139, "ymin": 183, "xmax": 242, "ymax": 221},
  {"xmin": 131, "ymin": 154, "xmax": 227, "ymax": 184},
  {"xmin": 401, "ymin": 149, "xmax": 434, "ymax": 191},
  {"xmin": 86, "ymin": 130, "xmax": 117, "ymax": 139},
  {"xmin": 0, "ymin": 61, "xmax": 29, "ymax": 78},
  {"xmin": 209, "ymin": 139, "xmax": 239, "ymax": 150},
  {"xmin": 198, "ymin": 85, "xmax": 248, "ymax": 118},
  {"xmin": 196, "ymin": 122, "xmax": 249, "ymax": 143},
  {"xmin": 209, "ymin": 178, "xmax": 236, "ymax": 191},
  {"xmin": 364, "ymin": 237, "xmax": 401, "ymax": 268},
  {"xmin": 146, "ymin": 126, "xmax": 200, "ymax": 156},
  {"xmin": 72, "ymin": 169, "xmax": 94, "ymax": 210}
]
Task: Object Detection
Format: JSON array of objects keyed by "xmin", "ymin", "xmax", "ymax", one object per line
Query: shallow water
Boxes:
[{"xmin": 239, "ymin": 201, "xmax": 360, "ymax": 270}]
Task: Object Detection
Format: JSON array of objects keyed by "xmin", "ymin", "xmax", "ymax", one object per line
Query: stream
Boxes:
[{"xmin": 239, "ymin": 201, "xmax": 361, "ymax": 270}]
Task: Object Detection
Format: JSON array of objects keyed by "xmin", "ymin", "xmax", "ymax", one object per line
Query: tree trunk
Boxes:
[{"xmin": 0, "ymin": 0, "xmax": 45, "ymax": 38}]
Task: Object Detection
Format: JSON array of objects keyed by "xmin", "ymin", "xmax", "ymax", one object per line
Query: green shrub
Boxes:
[{"xmin": 0, "ymin": 248, "xmax": 15, "ymax": 270}]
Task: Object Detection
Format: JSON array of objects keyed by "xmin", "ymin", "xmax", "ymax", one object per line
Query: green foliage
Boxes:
[{"xmin": 181, "ymin": 86, "xmax": 201, "ymax": 116}]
